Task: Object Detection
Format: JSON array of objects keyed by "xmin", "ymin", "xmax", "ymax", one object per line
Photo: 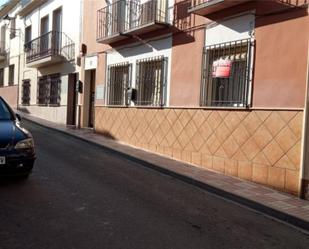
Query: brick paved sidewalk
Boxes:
[{"xmin": 18, "ymin": 112, "xmax": 309, "ymax": 231}]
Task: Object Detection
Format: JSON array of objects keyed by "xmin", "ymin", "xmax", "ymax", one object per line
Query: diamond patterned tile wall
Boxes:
[{"xmin": 95, "ymin": 107, "xmax": 303, "ymax": 195}]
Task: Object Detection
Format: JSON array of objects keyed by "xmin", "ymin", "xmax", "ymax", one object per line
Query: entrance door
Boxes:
[
  {"xmin": 88, "ymin": 70, "xmax": 96, "ymax": 128},
  {"xmin": 67, "ymin": 73, "xmax": 77, "ymax": 126}
]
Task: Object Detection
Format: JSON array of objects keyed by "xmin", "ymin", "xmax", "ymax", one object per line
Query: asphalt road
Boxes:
[{"xmin": 0, "ymin": 120, "xmax": 308, "ymax": 249}]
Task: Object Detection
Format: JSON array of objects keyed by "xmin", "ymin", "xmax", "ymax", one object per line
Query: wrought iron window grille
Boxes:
[
  {"xmin": 37, "ymin": 74, "xmax": 61, "ymax": 106},
  {"xmin": 135, "ymin": 56, "xmax": 167, "ymax": 107},
  {"xmin": 107, "ymin": 62, "xmax": 132, "ymax": 106},
  {"xmin": 200, "ymin": 38, "xmax": 253, "ymax": 108}
]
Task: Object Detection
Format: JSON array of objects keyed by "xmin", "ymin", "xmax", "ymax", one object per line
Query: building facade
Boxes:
[
  {"xmin": 0, "ymin": 0, "xmax": 308, "ymax": 198},
  {"xmin": 0, "ymin": 0, "xmax": 21, "ymax": 108},
  {"xmin": 17, "ymin": 0, "xmax": 82, "ymax": 124},
  {"xmin": 81, "ymin": 0, "xmax": 309, "ymax": 197}
]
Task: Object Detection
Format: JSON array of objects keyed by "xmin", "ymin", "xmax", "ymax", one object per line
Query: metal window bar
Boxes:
[
  {"xmin": 136, "ymin": 56, "xmax": 166, "ymax": 106},
  {"xmin": 37, "ymin": 74, "xmax": 61, "ymax": 106},
  {"xmin": 49, "ymin": 74, "xmax": 61, "ymax": 106},
  {"xmin": 22, "ymin": 80, "xmax": 31, "ymax": 106},
  {"xmin": 200, "ymin": 39, "xmax": 253, "ymax": 107},
  {"xmin": 107, "ymin": 62, "xmax": 131, "ymax": 106},
  {"xmin": 37, "ymin": 76, "xmax": 49, "ymax": 106}
]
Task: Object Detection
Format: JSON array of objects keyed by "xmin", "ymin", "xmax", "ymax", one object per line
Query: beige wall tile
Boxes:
[
  {"xmin": 225, "ymin": 159, "xmax": 238, "ymax": 177},
  {"xmin": 252, "ymin": 164, "xmax": 268, "ymax": 185},
  {"xmin": 202, "ymin": 154, "xmax": 213, "ymax": 170},
  {"xmin": 268, "ymin": 167, "xmax": 286, "ymax": 190},
  {"xmin": 238, "ymin": 161, "xmax": 253, "ymax": 181},
  {"xmin": 213, "ymin": 157, "xmax": 225, "ymax": 173},
  {"xmin": 285, "ymin": 170, "xmax": 300, "ymax": 193}
]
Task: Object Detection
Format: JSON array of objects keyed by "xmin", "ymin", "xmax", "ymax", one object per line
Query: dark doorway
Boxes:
[
  {"xmin": 40, "ymin": 15, "xmax": 49, "ymax": 55},
  {"xmin": 88, "ymin": 70, "xmax": 96, "ymax": 128},
  {"xmin": 67, "ymin": 73, "xmax": 77, "ymax": 126},
  {"xmin": 52, "ymin": 7, "xmax": 62, "ymax": 54}
]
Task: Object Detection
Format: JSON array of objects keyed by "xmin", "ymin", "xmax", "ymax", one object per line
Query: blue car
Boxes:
[{"xmin": 0, "ymin": 97, "xmax": 36, "ymax": 177}]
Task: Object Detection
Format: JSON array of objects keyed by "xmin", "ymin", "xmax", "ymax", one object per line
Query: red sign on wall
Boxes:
[{"xmin": 212, "ymin": 59, "xmax": 232, "ymax": 78}]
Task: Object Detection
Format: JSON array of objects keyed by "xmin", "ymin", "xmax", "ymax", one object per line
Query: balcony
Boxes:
[
  {"xmin": 25, "ymin": 31, "xmax": 75, "ymax": 68},
  {"xmin": 97, "ymin": 0, "xmax": 170, "ymax": 44},
  {"xmin": 188, "ymin": 0, "xmax": 252, "ymax": 16}
]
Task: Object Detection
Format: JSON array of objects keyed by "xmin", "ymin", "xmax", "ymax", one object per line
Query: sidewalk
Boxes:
[{"xmin": 18, "ymin": 111, "xmax": 309, "ymax": 231}]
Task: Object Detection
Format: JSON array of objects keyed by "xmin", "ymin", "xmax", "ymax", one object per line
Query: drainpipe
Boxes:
[{"xmin": 300, "ymin": 37, "xmax": 309, "ymax": 199}]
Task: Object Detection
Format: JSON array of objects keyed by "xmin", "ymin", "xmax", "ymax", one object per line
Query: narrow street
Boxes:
[{"xmin": 0, "ymin": 120, "xmax": 308, "ymax": 249}]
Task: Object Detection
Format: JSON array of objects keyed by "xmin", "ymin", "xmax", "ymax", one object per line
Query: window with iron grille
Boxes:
[
  {"xmin": 136, "ymin": 56, "xmax": 167, "ymax": 106},
  {"xmin": 37, "ymin": 74, "xmax": 61, "ymax": 106},
  {"xmin": 200, "ymin": 39, "xmax": 253, "ymax": 107},
  {"xmin": 22, "ymin": 79, "xmax": 31, "ymax": 105},
  {"xmin": 49, "ymin": 74, "xmax": 61, "ymax": 106},
  {"xmin": 0, "ymin": 68, "xmax": 3, "ymax": 87},
  {"xmin": 8, "ymin": 64, "xmax": 14, "ymax": 86},
  {"xmin": 107, "ymin": 62, "xmax": 131, "ymax": 106},
  {"xmin": 37, "ymin": 76, "xmax": 49, "ymax": 105}
]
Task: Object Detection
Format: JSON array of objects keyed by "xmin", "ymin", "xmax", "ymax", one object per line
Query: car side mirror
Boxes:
[{"xmin": 15, "ymin": 113, "xmax": 21, "ymax": 122}]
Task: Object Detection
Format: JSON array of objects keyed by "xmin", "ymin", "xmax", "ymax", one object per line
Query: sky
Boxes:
[{"xmin": 0, "ymin": 0, "xmax": 8, "ymax": 7}]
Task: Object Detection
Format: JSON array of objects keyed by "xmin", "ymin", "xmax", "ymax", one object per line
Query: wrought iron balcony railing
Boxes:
[
  {"xmin": 97, "ymin": 0, "xmax": 169, "ymax": 43},
  {"xmin": 25, "ymin": 31, "xmax": 75, "ymax": 64}
]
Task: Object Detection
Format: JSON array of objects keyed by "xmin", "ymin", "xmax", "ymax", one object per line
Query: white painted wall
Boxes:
[
  {"xmin": 17, "ymin": 0, "xmax": 82, "ymax": 124},
  {"xmin": 205, "ymin": 13, "xmax": 255, "ymax": 46},
  {"xmin": 0, "ymin": 3, "xmax": 23, "ymax": 87},
  {"xmin": 106, "ymin": 36, "xmax": 172, "ymax": 106}
]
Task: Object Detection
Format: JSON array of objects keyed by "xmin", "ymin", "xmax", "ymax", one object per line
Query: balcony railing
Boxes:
[
  {"xmin": 25, "ymin": 31, "xmax": 75, "ymax": 64},
  {"xmin": 97, "ymin": 0, "xmax": 169, "ymax": 43}
]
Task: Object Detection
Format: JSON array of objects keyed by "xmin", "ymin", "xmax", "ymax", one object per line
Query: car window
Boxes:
[{"xmin": 0, "ymin": 98, "xmax": 13, "ymax": 120}]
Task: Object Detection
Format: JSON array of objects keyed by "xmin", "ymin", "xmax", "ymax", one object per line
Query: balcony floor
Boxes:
[
  {"xmin": 26, "ymin": 55, "xmax": 66, "ymax": 68},
  {"xmin": 189, "ymin": 0, "xmax": 252, "ymax": 16}
]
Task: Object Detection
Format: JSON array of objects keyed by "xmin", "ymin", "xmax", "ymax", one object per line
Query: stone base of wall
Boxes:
[
  {"xmin": 0, "ymin": 85, "xmax": 18, "ymax": 108},
  {"xmin": 19, "ymin": 105, "xmax": 67, "ymax": 124},
  {"xmin": 95, "ymin": 107, "xmax": 303, "ymax": 195}
]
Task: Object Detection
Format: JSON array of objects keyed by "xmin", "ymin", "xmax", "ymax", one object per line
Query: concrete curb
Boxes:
[{"xmin": 22, "ymin": 116, "xmax": 309, "ymax": 232}]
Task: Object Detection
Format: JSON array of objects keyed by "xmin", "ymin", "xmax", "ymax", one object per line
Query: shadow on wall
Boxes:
[
  {"xmin": 206, "ymin": 0, "xmax": 308, "ymax": 27},
  {"xmin": 171, "ymin": 0, "xmax": 199, "ymax": 47},
  {"xmin": 97, "ymin": 130, "xmax": 117, "ymax": 140},
  {"xmin": 18, "ymin": 107, "xmax": 31, "ymax": 114},
  {"xmin": 255, "ymin": 1, "xmax": 308, "ymax": 28}
]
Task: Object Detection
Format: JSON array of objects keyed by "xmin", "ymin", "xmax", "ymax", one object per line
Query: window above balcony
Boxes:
[
  {"xmin": 188, "ymin": 0, "xmax": 252, "ymax": 16},
  {"xmin": 97, "ymin": 0, "xmax": 171, "ymax": 44}
]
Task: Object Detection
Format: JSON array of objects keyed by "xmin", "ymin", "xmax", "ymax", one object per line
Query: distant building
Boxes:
[{"xmin": 17, "ymin": 0, "xmax": 81, "ymax": 124}]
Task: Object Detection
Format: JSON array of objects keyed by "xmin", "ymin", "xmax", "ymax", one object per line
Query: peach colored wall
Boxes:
[
  {"xmin": 253, "ymin": 10, "xmax": 309, "ymax": 108},
  {"xmin": 170, "ymin": 0, "xmax": 208, "ymax": 106},
  {"xmin": 82, "ymin": 0, "xmax": 109, "ymax": 55},
  {"xmin": 95, "ymin": 107, "xmax": 303, "ymax": 195},
  {"xmin": 0, "ymin": 86, "xmax": 18, "ymax": 108},
  {"xmin": 170, "ymin": 1, "xmax": 309, "ymax": 108}
]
